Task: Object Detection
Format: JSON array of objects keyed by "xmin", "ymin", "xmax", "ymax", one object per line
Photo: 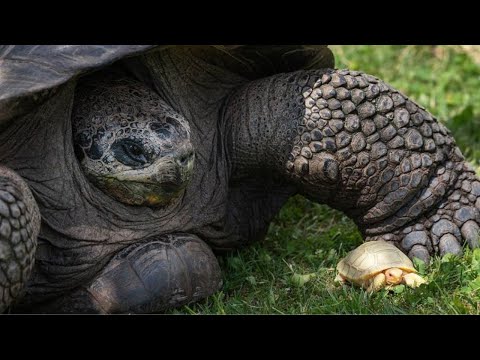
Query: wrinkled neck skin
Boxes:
[
  {"xmin": 224, "ymin": 72, "xmax": 330, "ymax": 181},
  {"xmin": 225, "ymin": 69, "xmax": 470, "ymax": 240}
]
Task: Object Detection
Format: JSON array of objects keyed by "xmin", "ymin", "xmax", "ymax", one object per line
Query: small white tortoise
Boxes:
[{"xmin": 335, "ymin": 241, "xmax": 427, "ymax": 292}]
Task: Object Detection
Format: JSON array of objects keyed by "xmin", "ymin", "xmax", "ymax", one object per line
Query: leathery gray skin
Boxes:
[
  {"xmin": 1, "ymin": 46, "xmax": 479, "ymax": 313},
  {"xmin": 226, "ymin": 69, "xmax": 480, "ymax": 265}
]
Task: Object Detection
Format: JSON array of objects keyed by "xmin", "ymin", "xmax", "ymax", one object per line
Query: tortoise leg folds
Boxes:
[
  {"xmin": 0, "ymin": 165, "xmax": 40, "ymax": 313},
  {"xmin": 37, "ymin": 233, "xmax": 222, "ymax": 313}
]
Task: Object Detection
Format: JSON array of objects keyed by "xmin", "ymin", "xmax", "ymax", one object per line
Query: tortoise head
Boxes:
[
  {"xmin": 72, "ymin": 76, "xmax": 194, "ymax": 207},
  {"xmin": 384, "ymin": 268, "xmax": 404, "ymax": 285}
]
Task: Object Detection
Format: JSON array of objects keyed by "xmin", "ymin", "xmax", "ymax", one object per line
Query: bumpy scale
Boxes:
[{"xmin": 0, "ymin": 166, "xmax": 40, "ymax": 312}]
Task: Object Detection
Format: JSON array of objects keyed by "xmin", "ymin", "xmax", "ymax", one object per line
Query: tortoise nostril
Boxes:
[{"xmin": 176, "ymin": 151, "xmax": 194, "ymax": 167}]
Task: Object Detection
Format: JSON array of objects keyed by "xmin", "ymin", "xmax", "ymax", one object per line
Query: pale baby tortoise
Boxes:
[{"xmin": 335, "ymin": 241, "xmax": 426, "ymax": 292}]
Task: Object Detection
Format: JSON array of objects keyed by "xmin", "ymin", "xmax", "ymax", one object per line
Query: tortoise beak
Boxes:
[{"xmin": 153, "ymin": 148, "xmax": 195, "ymax": 193}]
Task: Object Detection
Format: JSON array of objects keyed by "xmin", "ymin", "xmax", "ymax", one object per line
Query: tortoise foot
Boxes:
[
  {"xmin": 367, "ymin": 165, "xmax": 480, "ymax": 264},
  {"xmin": 26, "ymin": 233, "xmax": 222, "ymax": 314}
]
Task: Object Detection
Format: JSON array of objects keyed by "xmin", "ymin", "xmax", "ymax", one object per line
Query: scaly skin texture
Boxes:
[
  {"xmin": 0, "ymin": 166, "xmax": 41, "ymax": 312},
  {"xmin": 226, "ymin": 69, "xmax": 480, "ymax": 263}
]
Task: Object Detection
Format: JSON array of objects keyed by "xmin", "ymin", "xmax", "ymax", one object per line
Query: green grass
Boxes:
[{"xmin": 171, "ymin": 45, "xmax": 480, "ymax": 314}]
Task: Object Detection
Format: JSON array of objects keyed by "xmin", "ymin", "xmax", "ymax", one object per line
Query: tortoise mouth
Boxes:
[
  {"xmin": 90, "ymin": 175, "xmax": 189, "ymax": 207},
  {"xmin": 160, "ymin": 181, "xmax": 184, "ymax": 194},
  {"xmin": 87, "ymin": 157, "xmax": 194, "ymax": 207}
]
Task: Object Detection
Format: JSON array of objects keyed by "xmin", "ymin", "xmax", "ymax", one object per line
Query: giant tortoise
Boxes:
[{"xmin": 0, "ymin": 45, "xmax": 479, "ymax": 313}]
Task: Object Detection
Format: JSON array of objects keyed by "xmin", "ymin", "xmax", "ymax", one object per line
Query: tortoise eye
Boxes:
[
  {"xmin": 128, "ymin": 143, "xmax": 143, "ymax": 157},
  {"xmin": 111, "ymin": 139, "xmax": 149, "ymax": 167}
]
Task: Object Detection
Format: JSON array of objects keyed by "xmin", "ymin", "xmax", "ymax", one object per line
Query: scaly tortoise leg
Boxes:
[
  {"xmin": 24, "ymin": 233, "xmax": 222, "ymax": 313},
  {"xmin": 279, "ymin": 69, "xmax": 480, "ymax": 263},
  {"xmin": 366, "ymin": 273, "xmax": 386, "ymax": 292},
  {"xmin": 225, "ymin": 68, "xmax": 480, "ymax": 263},
  {"xmin": 334, "ymin": 273, "xmax": 346, "ymax": 284},
  {"xmin": 0, "ymin": 165, "xmax": 40, "ymax": 312},
  {"xmin": 402, "ymin": 273, "xmax": 426, "ymax": 288}
]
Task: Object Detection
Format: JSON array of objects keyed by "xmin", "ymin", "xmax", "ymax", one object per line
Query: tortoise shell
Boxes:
[
  {"xmin": 337, "ymin": 241, "xmax": 417, "ymax": 282},
  {"xmin": 0, "ymin": 45, "xmax": 333, "ymax": 125}
]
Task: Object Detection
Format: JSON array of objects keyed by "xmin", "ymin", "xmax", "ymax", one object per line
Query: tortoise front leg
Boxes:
[
  {"xmin": 284, "ymin": 69, "xmax": 480, "ymax": 263},
  {"xmin": 402, "ymin": 273, "xmax": 426, "ymax": 288},
  {"xmin": 366, "ymin": 273, "xmax": 386, "ymax": 292},
  {"xmin": 226, "ymin": 68, "xmax": 480, "ymax": 263},
  {"xmin": 0, "ymin": 165, "xmax": 40, "ymax": 313},
  {"xmin": 25, "ymin": 233, "xmax": 222, "ymax": 313}
]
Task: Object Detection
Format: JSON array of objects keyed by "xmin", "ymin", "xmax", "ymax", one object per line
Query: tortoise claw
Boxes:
[
  {"xmin": 372, "ymin": 174, "xmax": 480, "ymax": 263},
  {"xmin": 408, "ymin": 244, "xmax": 430, "ymax": 264},
  {"xmin": 439, "ymin": 233, "xmax": 463, "ymax": 256},
  {"xmin": 461, "ymin": 220, "xmax": 480, "ymax": 249}
]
